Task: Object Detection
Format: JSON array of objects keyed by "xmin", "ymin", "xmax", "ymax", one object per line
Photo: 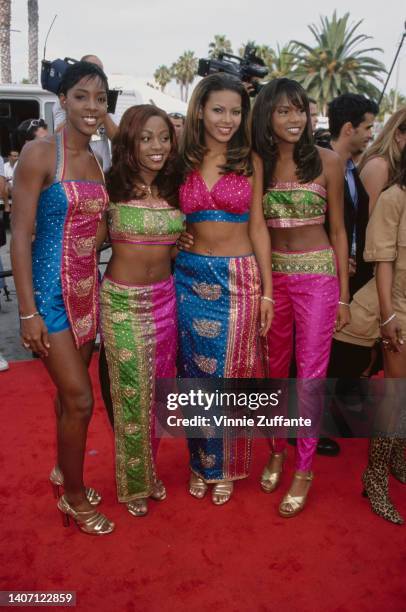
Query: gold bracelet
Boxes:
[
  {"xmin": 380, "ymin": 313, "xmax": 396, "ymax": 327},
  {"xmin": 338, "ymin": 300, "xmax": 350, "ymax": 307},
  {"xmin": 19, "ymin": 311, "xmax": 39, "ymax": 320},
  {"xmin": 261, "ymin": 296, "xmax": 275, "ymax": 305}
]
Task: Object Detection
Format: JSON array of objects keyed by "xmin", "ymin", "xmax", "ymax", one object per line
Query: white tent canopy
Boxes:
[{"xmin": 108, "ymin": 73, "xmax": 187, "ymax": 122}]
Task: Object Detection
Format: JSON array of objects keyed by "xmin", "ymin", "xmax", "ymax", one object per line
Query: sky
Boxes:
[{"xmin": 8, "ymin": 0, "xmax": 406, "ymax": 100}]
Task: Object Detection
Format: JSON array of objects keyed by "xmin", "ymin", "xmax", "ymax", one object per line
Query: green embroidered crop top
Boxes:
[
  {"xmin": 263, "ymin": 182, "xmax": 327, "ymax": 228},
  {"xmin": 108, "ymin": 198, "xmax": 185, "ymax": 245}
]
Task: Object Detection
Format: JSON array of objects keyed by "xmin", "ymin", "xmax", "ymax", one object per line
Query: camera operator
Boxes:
[
  {"xmin": 53, "ymin": 54, "xmax": 117, "ymax": 171},
  {"xmin": 242, "ymin": 75, "xmax": 264, "ymax": 97}
]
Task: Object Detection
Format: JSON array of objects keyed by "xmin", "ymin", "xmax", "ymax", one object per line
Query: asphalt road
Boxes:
[{"xmin": 0, "ymin": 231, "xmax": 27, "ymax": 362}]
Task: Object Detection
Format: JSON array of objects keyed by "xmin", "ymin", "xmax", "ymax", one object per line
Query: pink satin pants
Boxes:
[{"xmin": 263, "ymin": 249, "xmax": 339, "ymax": 471}]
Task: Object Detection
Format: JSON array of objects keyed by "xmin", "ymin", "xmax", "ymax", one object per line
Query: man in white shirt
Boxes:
[
  {"xmin": 3, "ymin": 150, "xmax": 18, "ymax": 230},
  {"xmin": 4, "ymin": 150, "xmax": 18, "ymax": 187}
]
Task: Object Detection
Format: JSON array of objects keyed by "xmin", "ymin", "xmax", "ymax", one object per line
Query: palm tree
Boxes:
[
  {"xmin": 172, "ymin": 51, "xmax": 198, "ymax": 102},
  {"xmin": 0, "ymin": 0, "xmax": 12, "ymax": 83},
  {"xmin": 153, "ymin": 65, "xmax": 172, "ymax": 92},
  {"xmin": 269, "ymin": 43, "xmax": 297, "ymax": 79},
  {"xmin": 291, "ymin": 11, "xmax": 386, "ymax": 114},
  {"xmin": 208, "ymin": 34, "xmax": 233, "ymax": 58},
  {"xmin": 27, "ymin": 0, "xmax": 39, "ymax": 83},
  {"xmin": 379, "ymin": 89, "xmax": 406, "ymax": 118}
]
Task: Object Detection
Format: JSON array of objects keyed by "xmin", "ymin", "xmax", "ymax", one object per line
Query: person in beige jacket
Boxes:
[{"xmin": 337, "ymin": 146, "xmax": 406, "ymax": 524}]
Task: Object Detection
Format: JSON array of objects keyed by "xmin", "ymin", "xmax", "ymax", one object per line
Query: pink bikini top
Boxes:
[{"xmin": 179, "ymin": 170, "xmax": 251, "ymax": 223}]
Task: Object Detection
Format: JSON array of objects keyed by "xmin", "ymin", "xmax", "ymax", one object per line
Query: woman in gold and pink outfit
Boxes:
[{"xmin": 252, "ymin": 79, "xmax": 350, "ymax": 517}]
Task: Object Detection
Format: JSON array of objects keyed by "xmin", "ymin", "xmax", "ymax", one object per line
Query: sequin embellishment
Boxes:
[
  {"xmin": 198, "ymin": 449, "xmax": 217, "ymax": 469},
  {"xmin": 73, "ymin": 236, "xmax": 96, "ymax": 257},
  {"xmin": 192, "ymin": 319, "xmax": 222, "ymax": 338},
  {"xmin": 108, "ymin": 199, "xmax": 185, "ymax": 245},
  {"xmin": 263, "ymin": 182, "xmax": 327, "ymax": 228},
  {"xmin": 193, "ymin": 354, "xmax": 218, "ymax": 374},
  {"xmin": 272, "ymin": 249, "xmax": 336, "ymax": 276},
  {"xmin": 80, "ymin": 198, "xmax": 106, "ymax": 215},
  {"xmin": 192, "ymin": 282, "xmax": 222, "ymax": 301},
  {"xmin": 74, "ymin": 276, "xmax": 94, "ymax": 297}
]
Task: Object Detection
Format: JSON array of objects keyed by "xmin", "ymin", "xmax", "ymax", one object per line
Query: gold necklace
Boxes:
[{"xmin": 138, "ymin": 183, "xmax": 153, "ymax": 197}]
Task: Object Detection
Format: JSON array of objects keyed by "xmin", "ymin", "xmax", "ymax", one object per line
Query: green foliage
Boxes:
[
  {"xmin": 290, "ymin": 11, "xmax": 386, "ymax": 113},
  {"xmin": 171, "ymin": 51, "xmax": 198, "ymax": 102},
  {"xmin": 153, "ymin": 13, "xmax": 391, "ymax": 109},
  {"xmin": 153, "ymin": 65, "xmax": 172, "ymax": 92},
  {"xmin": 379, "ymin": 89, "xmax": 406, "ymax": 119},
  {"xmin": 208, "ymin": 34, "xmax": 233, "ymax": 58},
  {"xmin": 268, "ymin": 43, "xmax": 297, "ymax": 79}
]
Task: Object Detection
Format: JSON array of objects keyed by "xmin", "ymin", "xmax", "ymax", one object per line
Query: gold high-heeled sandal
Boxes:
[
  {"xmin": 212, "ymin": 481, "xmax": 234, "ymax": 506},
  {"xmin": 49, "ymin": 466, "xmax": 102, "ymax": 506},
  {"xmin": 189, "ymin": 472, "xmax": 208, "ymax": 499},
  {"xmin": 127, "ymin": 499, "xmax": 148, "ymax": 517},
  {"xmin": 260, "ymin": 450, "xmax": 286, "ymax": 493},
  {"xmin": 57, "ymin": 495, "xmax": 114, "ymax": 535},
  {"xmin": 126, "ymin": 481, "xmax": 166, "ymax": 517},
  {"xmin": 150, "ymin": 480, "xmax": 166, "ymax": 501},
  {"xmin": 278, "ymin": 472, "xmax": 313, "ymax": 518}
]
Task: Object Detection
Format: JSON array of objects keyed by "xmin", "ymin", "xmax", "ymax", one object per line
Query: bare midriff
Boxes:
[
  {"xmin": 106, "ymin": 243, "xmax": 173, "ymax": 285},
  {"xmin": 270, "ymin": 225, "xmax": 331, "ymax": 252},
  {"xmin": 187, "ymin": 221, "xmax": 253, "ymax": 257}
]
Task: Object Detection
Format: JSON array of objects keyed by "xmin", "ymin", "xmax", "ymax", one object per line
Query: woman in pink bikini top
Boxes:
[{"xmin": 175, "ymin": 73, "xmax": 273, "ymax": 506}]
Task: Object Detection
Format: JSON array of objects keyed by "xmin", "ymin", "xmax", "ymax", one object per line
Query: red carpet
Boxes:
[{"xmin": 1, "ymin": 357, "xmax": 405, "ymax": 612}]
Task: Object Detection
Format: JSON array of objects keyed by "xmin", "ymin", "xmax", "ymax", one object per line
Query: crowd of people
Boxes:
[{"xmin": 1, "ymin": 55, "xmax": 406, "ymax": 534}]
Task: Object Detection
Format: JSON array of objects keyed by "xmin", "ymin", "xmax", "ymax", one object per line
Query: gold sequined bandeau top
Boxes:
[
  {"xmin": 107, "ymin": 198, "xmax": 185, "ymax": 245},
  {"xmin": 263, "ymin": 182, "xmax": 327, "ymax": 228}
]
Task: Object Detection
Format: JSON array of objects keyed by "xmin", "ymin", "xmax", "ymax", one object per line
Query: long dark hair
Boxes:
[
  {"xmin": 180, "ymin": 73, "xmax": 252, "ymax": 177},
  {"xmin": 106, "ymin": 104, "xmax": 180, "ymax": 206},
  {"xmin": 251, "ymin": 78, "xmax": 322, "ymax": 189}
]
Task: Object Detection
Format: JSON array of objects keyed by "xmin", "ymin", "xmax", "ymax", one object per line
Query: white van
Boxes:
[{"xmin": 0, "ymin": 84, "xmax": 57, "ymax": 156}]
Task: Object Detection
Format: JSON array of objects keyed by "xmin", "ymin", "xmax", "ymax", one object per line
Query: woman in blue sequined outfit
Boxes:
[
  {"xmin": 11, "ymin": 62, "xmax": 114, "ymax": 535},
  {"xmin": 175, "ymin": 74, "xmax": 273, "ymax": 505}
]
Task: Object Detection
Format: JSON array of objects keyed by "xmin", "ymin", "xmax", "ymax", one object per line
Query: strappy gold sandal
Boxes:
[
  {"xmin": 260, "ymin": 450, "xmax": 286, "ymax": 493},
  {"xmin": 278, "ymin": 472, "xmax": 313, "ymax": 518},
  {"xmin": 50, "ymin": 465, "xmax": 102, "ymax": 506},
  {"xmin": 57, "ymin": 495, "xmax": 114, "ymax": 535},
  {"xmin": 212, "ymin": 481, "xmax": 234, "ymax": 505},
  {"xmin": 150, "ymin": 480, "xmax": 167, "ymax": 501},
  {"xmin": 189, "ymin": 472, "xmax": 208, "ymax": 499},
  {"xmin": 127, "ymin": 481, "xmax": 166, "ymax": 517},
  {"xmin": 127, "ymin": 499, "xmax": 148, "ymax": 517}
]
